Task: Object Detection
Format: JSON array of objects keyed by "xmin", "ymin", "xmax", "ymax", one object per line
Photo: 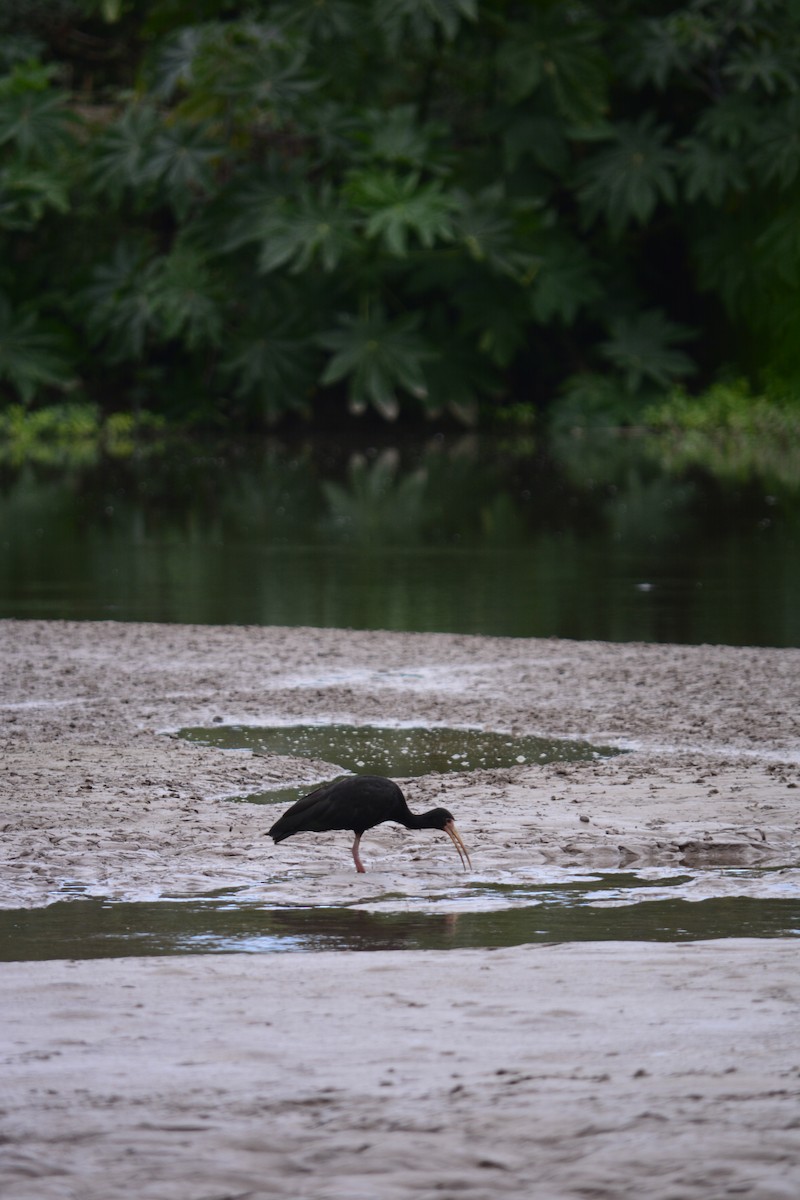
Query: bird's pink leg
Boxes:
[{"xmin": 351, "ymin": 833, "xmax": 366, "ymax": 874}]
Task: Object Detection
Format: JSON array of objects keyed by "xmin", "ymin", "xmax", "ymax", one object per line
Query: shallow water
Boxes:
[
  {"xmin": 2, "ymin": 434, "xmax": 798, "ymax": 646},
  {"xmin": 2, "ymin": 873, "xmax": 798, "ymax": 961},
  {"xmin": 177, "ymin": 724, "xmax": 620, "ymax": 805}
]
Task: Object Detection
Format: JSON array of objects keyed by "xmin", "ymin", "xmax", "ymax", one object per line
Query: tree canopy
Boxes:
[{"xmin": 1, "ymin": 0, "xmax": 799, "ymax": 426}]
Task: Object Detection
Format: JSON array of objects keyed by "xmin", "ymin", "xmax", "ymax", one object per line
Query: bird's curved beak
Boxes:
[{"xmin": 444, "ymin": 820, "xmax": 472, "ymax": 871}]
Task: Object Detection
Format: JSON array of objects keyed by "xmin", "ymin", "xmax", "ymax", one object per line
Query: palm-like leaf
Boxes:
[
  {"xmin": 620, "ymin": 15, "xmax": 711, "ymax": 90},
  {"xmin": 152, "ymin": 245, "xmax": 223, "ymax": 349},
  {"xmin": 694, "ymin": 95, "xmax": 758, "ymax": 150},
  {"xmin": 148, "ymin": 25, "xmax": 208, "ymax": 99},
  {"xmin": 680, "ymin": 138, "xmax": 745, "ymax": 204},
  {"xmin": 600, "ymin": 310, "xmax": 695, "ymax": 392},
  {"xmin": 755, "ymin": 212, "xmax": 800, "ymax": 288},
  {"xmin": 748, "ymin": 97, "xmax": 800, "ymax": 190},
  {"xmin": 0, "ymin": 89, "xmax": 78, "ymax": 161},
  {"xmin": 145, "ymin": 122, "xmax": 220, "ymax": 215},
  {"xmin": 346, "ymin": 169, "xmax": 457, "ymax": 256},
  {"xmin": 251, "ymin": 185, "xmax": 358, "ymax": 273},
  {"xmin": 273, "ymin": 0, "xmax": 361, "ymax": 41},
  {"xmin": 82, "ymin": 242, "xmax": 159, "ymax": 361},
  {"xmin": 360, "ymin": 106, "xmax": 434, "ymax": 168},
  {"xmin": 0, "ymin": 163, "xmax": 70, "ymax": 230},
  {"xmin": 497, "ymin": 12, "xmax": 608, "ymax": 122},
  {"xmin": 89, "ymin": 106, "xmax": 160, "ymax": 202},
  {"xmin": 724, "ymin": 42, "xmax": 798, "ymax": 95},
  {"xmin": 221, "ymin": 328, "xmax": 314, "ymax": 420},
  {"xmin": 184, "ymin": 24, "xmax": 317, "ymax": 123},
  {"xmin": 578, "ymin": 115, "xmax": 677, "ymax": 237},
  {"xmin": 529, "ymin": 238, "xmax": 601, "ymax": 325},
  {"xmin": 503, "ymin": 115, "xmax": 569, "ymax": 176},
  {"xmin": 0, "ymin": 294, "xmax": 70, "ymax": 402},
  {"xmin": 317, "ymin": 310, "xmax": 430, "ymax": 418},
  {"xmin": 375, "ymin": 0, "xmax": 478, "ymax": 50},
  {"xmin": 454, "ymin": 188, "xmax": 539, "ymax": 283}
]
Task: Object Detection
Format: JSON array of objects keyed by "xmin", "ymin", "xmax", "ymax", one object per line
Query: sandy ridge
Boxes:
[{"xmin": 1, "ymin": 619, "xmax": 799, "ymax": 1199}]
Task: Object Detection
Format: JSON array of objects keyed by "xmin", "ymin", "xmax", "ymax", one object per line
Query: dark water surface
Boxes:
[
  {"xmin": 2, "ymin": 874, "xmax": 799, "ymax": 961},
  {"xmin": 2, "ymin": 433, "xmax": 798, "ymax": 645},
  {"xmin": 178, "ymin": 723, "xmax": 619, "ymax": 779}
]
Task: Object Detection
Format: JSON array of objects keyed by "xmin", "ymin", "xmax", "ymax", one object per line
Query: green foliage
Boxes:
[
  {"xmin": 600, "ymin": 311, "xmax": 695, "ymax": 393},
  {"xmin": 578, "ymin": 116, "xmax": 677, "ymax": 237},
  {"xmin": 322, "ymin": 452, "xmax": 429, "ymax": 544},
  {"xmin": 0, "ymin": 295, "xmax": 70, "ymax": 403},
  {"xmin": 318, "ymin": 309, "xmax": 430, "ymax": 419},
  {"xmin": 345, "ymin": 169, "xmax": 457, "ymax": 256},
  {"xmin": 242, "ymin": 184, "xmax": 357, "ymax": 274},
  {"xmin": 496, "ymin": 8, "xmax": 608, "ymax": 122},
  {"xmin": 642, "ymin": 380, "xmax": 800, "ymax": 489},
  {"xmin": 644, "ymin": 379, "xmax": 800, "ymax": 436},
  {"xmin": 0, "ymin": 0, "xmax": 799, "ymax": 422},
  {"xmin": 0, "ymin": 401, "xmax": 166, "ymax": 465}
]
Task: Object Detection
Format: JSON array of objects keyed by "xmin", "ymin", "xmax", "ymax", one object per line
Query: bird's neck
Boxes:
[{"xmin": 402, "ymin": 808, "xmax": 442, "ymax": 830}]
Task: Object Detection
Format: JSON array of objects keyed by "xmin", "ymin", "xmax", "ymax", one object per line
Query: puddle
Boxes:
[
  {"xmin": 2, "ymin": 872, "xmax": 798, "ymax": 961},
  {"xmin": 177, "ymin": 723, "xmax": 620, "ymax": 782}
]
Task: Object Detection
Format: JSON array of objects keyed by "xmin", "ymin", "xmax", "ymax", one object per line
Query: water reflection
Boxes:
[
  {"xmin": 0, "ymin": 434, "xmax": 797, "ymax": 645},
  {"xmin": 177, "ymin": 723, "xmax": 618, "ymax": 779},
  {"xmin": 2, "ymin": 888, "xmax": 799, "ymax": 961}
]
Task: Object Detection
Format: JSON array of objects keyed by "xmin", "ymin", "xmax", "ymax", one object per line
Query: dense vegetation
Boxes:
[{"xmin": 1, "ymin": 0, "xmax": 799, "ymax": 428}]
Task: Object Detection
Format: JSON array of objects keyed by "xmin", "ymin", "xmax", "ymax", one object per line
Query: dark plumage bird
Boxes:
[{"xmin": 268, "ymin": 774, "xmax": 471, "ymax": 874}]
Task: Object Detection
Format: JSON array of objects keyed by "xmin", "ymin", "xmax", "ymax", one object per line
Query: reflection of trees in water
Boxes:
[
  {"xmin": 0, "ymin": 435, "xmax": 797, "ymax": 643},
  {"xmin": 3, "ymin": 895, "xmax": 799, "ymax": 961}
]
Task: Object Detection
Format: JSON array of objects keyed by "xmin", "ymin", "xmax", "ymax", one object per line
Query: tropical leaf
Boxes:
[
  {"xmin": 360, "ymin": 106, "xmax": 435, "ymax": 168},
  {"xmin": 0, "ymin": 60, "xmax": 58, "ymax": 97},
  {"xmin": 578, "ymin": 115, "xmax": 677, "ymax": 237},
  {"xmin": 152, "ymin": 245, "xmax": 223, "ymax": 349},
  {"xmin": 748, "ymin": 97, "xmax": 800, "ymax": 189},
  {"xmin": 182, "ymin": 23, "xmax": 318, "ymax": 124},
  {"xmin": 221, "ymin": 322, "xmax": 314, "ymax": 420},
  {"xmin": 454, "ymin": 188, "xmax": 540, "ymax": 283},
  {"xmin": 421, "ymin": 346, "xmax": 486, "ymax": 424},
  {"xmin": 529, "ymin": 239, "xmax": 602, "ymax": 325},
  {"xmin": 145, "ymin": 121, "xmax": 220, "ymax": 215},
  {"xmin": 89, "ymin": 105, "xmax": 160, "ymax": 202},
  {"xmin": 148, "ymin": 25, "xmax": 208, "ymax": 99},
  {"xmin": 496, "ymin": 11, "xmax": 608, "ymax": 123},
  {"xmin": 374, "ymin": 0, "xmax": 478, "ymax": 50},
  {"xmin": 600, "ymin": 310, "xmax": 695, "ymax": 393},
  {"xmin": 502, "ymin": 116, "xmax": 569, "ymax": 177},
  {"xmin": 724, "ymin": 41, "xmax": 798, "ymax": 95},
  {"xmin": 0, "ymin": 89, "xmax": 78, "ymax": 161},
  {"xmin": 619, "ymin": 17, "xmax": 696, "ymax": 90},
  {"xmin": 82, "ymin": 242, "xmax": 160, "ymax": 361},
  {"xmin": 317, "ymin": 309, "xmax": 430, "ymax": 418},
  {"xmin": 694, "ymin": 94, "xmax": 760, "ymax": 150},
  {"xmin": 680, "ymin": 138, "xmax": 745, "ymax": 204},
  {"xmin": 346, "ymin": 169, "xmax": 457, "ymax": 256},
  {"xmin": 694, "ymin": 222, "xmax": 756, "ymax": 316},
  {"xmin": 755, "ymin": 210, "xmax": 800, "ymax": 289},
  {"xmin": 273, "ymin": 0, "xmax": 362, "ymax": 42},
  {"xmin": 0, "ymin": 163, "xmax": 70, "ymax": 230},
  {"xmin": 247, "ymin": 185, "xmax": 358, "ymax": 274},
  {"xmin": 456, "ymin": 276, "xmax": 530, "ymax": 368},
  {"xmin": 0, "ymin": 35, "xmax": 42, "ymax": 71},
  {"xmin": 0, "ymin": 294, "xmax": 70, "ymax": 403}
]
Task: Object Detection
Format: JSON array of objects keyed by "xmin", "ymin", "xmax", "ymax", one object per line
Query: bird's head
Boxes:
[
  {"xmin": 422, "ymin": 807, "xmax": 471, "ymax": 870},
  {"xmin": 425, "ymin": 806, "xmax": 455, "ymax": 830}
]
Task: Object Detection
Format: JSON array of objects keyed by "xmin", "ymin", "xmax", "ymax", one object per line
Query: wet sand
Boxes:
[{"xmin": 1, "ymin": 619, "xmax": 799, "ymax": 1197}]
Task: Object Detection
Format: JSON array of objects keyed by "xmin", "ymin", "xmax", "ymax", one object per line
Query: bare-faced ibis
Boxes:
[{"xmin": 268, "ymin": 775, "xmax": 472, "ymax": 874}]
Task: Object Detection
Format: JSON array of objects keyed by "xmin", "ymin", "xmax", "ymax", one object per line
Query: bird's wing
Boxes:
[{"xmin": 268, "ymin": 778, "xmax": 348, "ymax": 840}]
